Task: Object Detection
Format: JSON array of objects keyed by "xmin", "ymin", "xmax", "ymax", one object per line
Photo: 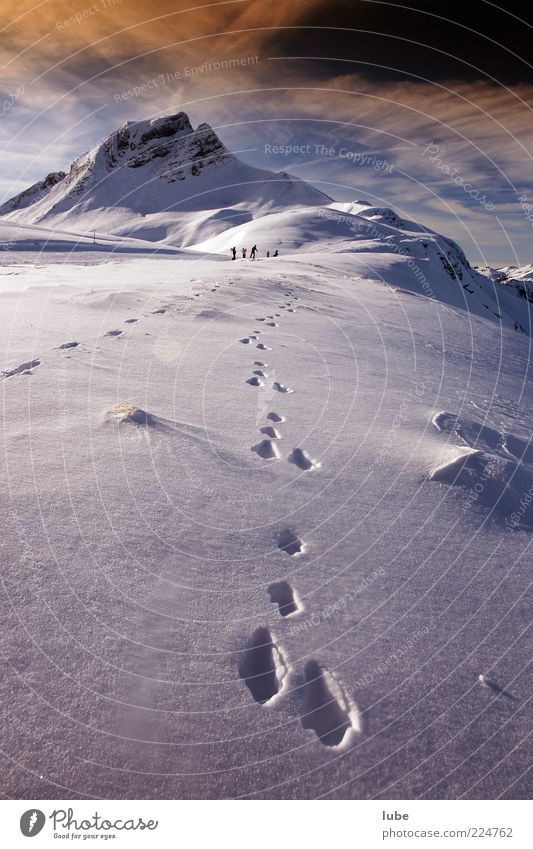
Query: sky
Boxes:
[{"xmin": 1, "ymin": 0, "xmax": 533, "ymax": 265}]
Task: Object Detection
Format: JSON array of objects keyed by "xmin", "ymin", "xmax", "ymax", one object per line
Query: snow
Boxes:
[
  {"xmin": 0, "ymin": 112, "xmax": 531, "ymax": 799},
  {"xmin": 0, "ymin": 113, "xmax": 329, "ymax": 246},
  {"xmin": 0, "ymin": 235, "xmax": 531, "ymax": 800}
]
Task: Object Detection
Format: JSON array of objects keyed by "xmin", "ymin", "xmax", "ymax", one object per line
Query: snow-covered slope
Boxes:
[
  {"xmin": 0, "ymin": 245, "xmax": 531, "ymax": 800},
  {"xmin": 477, "ymin": 264, "xmax": 533, "ymax": 307},
  {"xmin": 0, "ymin": 112, "xmax": 330, "ymax": 244}
]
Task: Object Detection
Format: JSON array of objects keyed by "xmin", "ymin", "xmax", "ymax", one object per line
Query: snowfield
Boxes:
[
  {"xmin": 0, "ymin": 235, "xmax": 531, "ymax": 800},
  {"xmin": 0, "ymin": 112, "xmax": 531, "ymax": 799}
]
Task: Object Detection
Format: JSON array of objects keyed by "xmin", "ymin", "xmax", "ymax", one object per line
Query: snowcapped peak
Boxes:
[{"xmin": 0, "ymin": 110, "xmax": 330, "ymax": 229}]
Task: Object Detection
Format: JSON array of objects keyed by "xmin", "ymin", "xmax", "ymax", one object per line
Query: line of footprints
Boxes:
[
  {"xmin": 238, "ymin": 293, "xmax": 359, "ymax": 747},
  {"xmin": 239, "ymin": 529, "xmax": 361, "ymax": 748},
  {"xmin": 239, "ymin": 296, "xmax": 321, "ymax": 472}
]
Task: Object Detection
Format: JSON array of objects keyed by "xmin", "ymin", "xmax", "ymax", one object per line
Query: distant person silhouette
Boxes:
[
  {"xmin": 266, "ymin": 250, "xmax": 270, "ymax": 258},
  {"xmin": 242, "ymin": 247, "xmax": 247, "ymax": 259},
  {"xmin": 250, "ymin": 245, "xmax": 257, "ymax": 260},
  {"xmin": 231, "ymin": 246, "xmax": 236, "ymax": 260},
  {"xmin": 273, "ymin": 249, "xmax": 279, "ymax": 257}
]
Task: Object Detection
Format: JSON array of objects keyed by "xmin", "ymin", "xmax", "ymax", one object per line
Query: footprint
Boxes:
[
  {"xmin": 267, "ymin": 581, "xmax": 301, "ymax": 617},
  {"xmin": 124, "ymin": 318, "xmax": 138, "ymax": 324},
  {"xmin": 253, "ymin": 370, "xmax": 267, "ymax": 378},
  {"xmin": 273, "ymin": 382, "xmax": 293, "ymax": 394},
  {"xmin": 288, "ymin": 308, "xmax": 295, "ymax": 313},
  {"xmin": 256, "ymin": 317, "xmax": 266, "ymax": 322},
  {"xmin": 105, "ymin": 329, "xmax": 123, "ymax": 337},
  {"xmin": 2, "ymin": 359, "xmax": 41, "ymax": 378},
  {"xmin": 267, "ymin": 412, "xmax": 284, "ymax": 423},
  {"xmin": 254, "ymin": 361, "xmax": 268, "ymax": 367},
  {"xmin": 266, "ymin": 321, "xmax": 278, "ymax": 327},
  {"xmin": 277, "ymin": 529, "xmax": 304, "ymax": 556},
  {"xmin": 288, "ymin": 448, "xmax": 321, "ymax": 471},
  {"xmin": 239, "ymin": 337, "xmax": 252, "ymax": 344},
  {"xmin": 152, "ymin": 308, "xmax": 167, "ymax": 315},
  {"xmin": 257, "ymin": 343, "xmax": 271, "ymax": 351},
  {"xmin": 478, "ymin": 674, "xmax": 517, "ymax": 700},
  {"xmin": 246, "ymin": 376, "xmax": 264, "ymax": 387},
  {"xmin": 58, "ymin": 341, "xmax": 79, "ymax": 349},
  {"xmin": 252, "ymin": 439, "xmax": 281, "ymax": 460},
  {"xmin": 260, "ymin": 425, "xmax": 281, "ymax": 439},
  {"xmin": 301, "ymin": 660, "xmax": 360, "ymax": 747},
  {"xmin": 239, "ymin": 627, "xmax": 288, "ymax": 705}
]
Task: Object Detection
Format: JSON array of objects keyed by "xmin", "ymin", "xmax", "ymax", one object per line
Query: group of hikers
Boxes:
[{"xmin": 230, "ymin": 245, "xmax": 279, "ymax": 261}]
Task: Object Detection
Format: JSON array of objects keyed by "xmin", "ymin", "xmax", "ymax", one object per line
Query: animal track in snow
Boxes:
[
  {"xmin": 277, "ymin": 529, "xmax": 304, "ymax": 556},
  {"xmin": 266, "ymin": 321, "xmax": 278, "ymax": 327},
  {"xmin": 124, "ymin": 318, "xmax": 138, "ymax": 324},
  {"xmin": 267, "ymin": 581, "xmax": 300, "ymax": 617},
  {"xmin": 267, "ymin": 412, "xmax": 284, "ymax": 423},
  {"xmin": 152, "ymin": 308, "xmax": 167, "ymax": 315},
  {"xmin": 58, "ymin": 341, "xmax": 79, "ymax": 349},
  {"xmin": 301, "ymin": 660, "xmax": 360, "ymax": 747},
  {"xmin": 257, "ymin": 343, "xmax": 271, "ymax": 351},
  {"xmin": 254, "ymin": 361, "xmax": 268, "ymax": 367},
  {"xmin": 288, "ymin": 447, "xmax": 321, "ymax": 471},
  {"xmin": 253, "ymin": 370, "xmax": 267, "ymax": 378},
  {"xmin": 239, "ymin": 337, "xmax": 252, "ymax": 344},
  {"xmin": 239, "ymin": 627, "xmax": 288, "ymax": 704},
  {"xmin": 252, "ymin": 439, "xmax": 281, "ymax": 460},
  {"xmin": 246, "ymin": 376, "xmax": 263, "ymax": 387},
  {"xmin": 273, "ymin": 382, "xmax": 293, "ymax": 394},
  {"xmin": 2, "ymin": 359, "xmax": 42, "ymax": 378},
  {"xmin": 105, "ymin": 329, "xmax": 123, "ymax": 337},
  {"xmin": 260, "ymin": 426, "xmax": 281, "ymax": 439}
]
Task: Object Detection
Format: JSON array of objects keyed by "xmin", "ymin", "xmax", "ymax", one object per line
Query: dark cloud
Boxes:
[{"xmin": 272, "ymin": 1, "xmax": 533, "ymax": 83}]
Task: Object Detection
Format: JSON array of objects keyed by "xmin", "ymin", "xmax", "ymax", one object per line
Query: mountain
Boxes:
[
  {"xmin": 0, "ymin": 171, "xmax": 66, "ymax": 215},
  {"xmin": 190, "ymin": 201, "xmax": 532, "ymax": 335},
  {"xmin": 0, "ymin": 112, "xmax": 330, "ymax": 245},
  {"xmin": 1, "ymin": 244, "xmax": 531, "ymax": 800}
]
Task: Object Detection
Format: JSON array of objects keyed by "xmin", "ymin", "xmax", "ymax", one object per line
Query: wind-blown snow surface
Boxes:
[{"xmin": 0, "ymin": 245, "xmax": 531, "ymax": 800}]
